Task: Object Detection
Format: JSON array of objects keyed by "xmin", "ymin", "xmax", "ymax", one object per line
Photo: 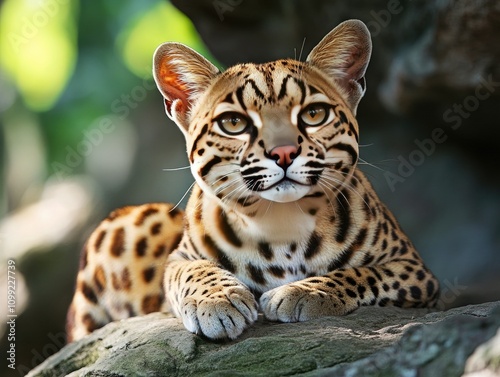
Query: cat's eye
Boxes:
[
  {"xmin": 299, "ymin": 103, "xmax": 333, "ymax": 127},
  {"xmin": 215, "ymin": 112, "xmax": 249, "ymax": 135}
]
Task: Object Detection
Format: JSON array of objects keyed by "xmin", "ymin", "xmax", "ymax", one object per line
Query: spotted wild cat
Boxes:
[{"xmin": 66, "ymin": 19, "xmax": 439, "ymax": 341}]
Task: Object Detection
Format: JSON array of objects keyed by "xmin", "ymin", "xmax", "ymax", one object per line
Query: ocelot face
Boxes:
[
  {"xmin": 153, "ymin": 21, "xmax": 370, "ymax": 208},
  {"xmin": 187, "ymin": 62, "xmax": 360, "ymax": 206}
]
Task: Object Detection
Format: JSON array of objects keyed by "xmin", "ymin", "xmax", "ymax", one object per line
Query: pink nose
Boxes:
[{"xmin": 270, "ymin": 145, "xmax": 298, "ymax": 169}]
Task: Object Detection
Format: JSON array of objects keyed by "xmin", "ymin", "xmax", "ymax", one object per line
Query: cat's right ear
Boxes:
[{"xmin": 153, "ymin": 43, "xmax": 220, "ymax": 132}]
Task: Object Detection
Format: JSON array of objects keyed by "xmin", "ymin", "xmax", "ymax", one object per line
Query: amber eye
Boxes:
[
  {"xmin": 299, "ymin": 103, "xmax": 333, "ymax": 127},
  {"xmin": 215, "ymin": 112, "xmax": 249, "ymax": 135}
]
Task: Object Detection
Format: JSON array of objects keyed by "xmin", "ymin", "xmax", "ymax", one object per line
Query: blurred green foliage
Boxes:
[
  {"xmin": 0, "ymin": 0, "xmax": 208, "ymax": 214},
  {"xmin": 0, "ymin": 0, "xmax": 78, "ymax": 111}
]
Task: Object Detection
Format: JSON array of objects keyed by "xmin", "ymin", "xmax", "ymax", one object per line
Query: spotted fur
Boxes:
[{"xmin": 67, "ymin": 20, "xmax": 439, "ymax": 342}]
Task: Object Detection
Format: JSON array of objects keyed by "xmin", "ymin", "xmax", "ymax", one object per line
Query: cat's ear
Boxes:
[
  {"xmin": 153, "ymin": 43, "xmax": 220, "ymax": 132},
  {"xmin": 306, "ymin": 19, "xmax": 372, "ymax": 114}
]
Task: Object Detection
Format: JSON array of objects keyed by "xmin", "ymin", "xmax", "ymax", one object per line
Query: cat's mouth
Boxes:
[{"xmin": 259, "ymin": 178, "xmax": 311, "ymax": 203}]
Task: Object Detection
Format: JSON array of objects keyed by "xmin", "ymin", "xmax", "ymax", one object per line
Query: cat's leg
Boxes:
[
  {"xmin": 165, "ymin": 255, "xmax": 259, "ymax": 340},
  {"xmin": 66, "ymin": 203, "xmax": 184, "ymax": 342},
  {"xmin": 260, "ymin": 258, "xmax": 440, "ymax": 322}
]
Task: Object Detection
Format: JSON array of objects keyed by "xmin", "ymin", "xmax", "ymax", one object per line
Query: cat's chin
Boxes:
[{"xmin": 259, "ymin": 180, "xmax": 311, "ymax": 203}]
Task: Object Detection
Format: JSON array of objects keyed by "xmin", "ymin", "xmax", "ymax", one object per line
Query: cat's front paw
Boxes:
[
  {"xmin": 260, "ymin": 284, "xmax": 347, "ymax": 322},
  {"xmin": 180, "ymin": 286, "xmax": 258, "ymax": 340}
]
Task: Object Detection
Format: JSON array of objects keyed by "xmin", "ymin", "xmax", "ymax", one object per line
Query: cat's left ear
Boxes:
[
  {"xmin": 153, "ymin": 43, "xmax": 220, "ymax": 132},
  {"xmin": 306, "ymin": 19, "xmax": 372, "ymax": 114}
]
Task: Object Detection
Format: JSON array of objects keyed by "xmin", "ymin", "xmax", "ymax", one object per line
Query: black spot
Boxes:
[
  {"xmin": 268, "ymin": 265, "xmax": 285, "ymax": 278},
  {"xmin": 110, "ymin": 227, "xmax": 126, "ymax": 257},
  {"xmin": 426, "ymin": 280, "xmax": 436, "ymax": 297},
  {"xmin": 351, "ymin": 228, "xmax": 367, "ymax": 250},
  {"xmin": 153, "ymin": 244, "xmax": 167, "ymax": 258},
  {"xmin": 136, "ymin": 237, "xmax": 148, "ymax": 257},
  {"xmin": 346, "ymin": 277, "xmax": 357, "ymax": 286},
  {"xmin": 304, "ymin": 191, "xmax": 324, "ymax": 198},
  {"xmin": 381, "ymin": 239, "xmax": 388, "ymax": 251},
  {"xmin": 382, "ymin": 222, "xmax": 388, "ymax": 234},
  {"xmin": 300, "ymin": 264, "xmax": 307, "ymax": 275},
  {"xmin": 335, "ymin": 190, "xmax": 351, "ymax": 243},
  {"xmin": 410, "ymin": 286, "xmax": 422, "ymax": 300},
  {"xmin": 400, "ymin": 242, "xmax": 409, "ymax": 255},
  {"xmin": 362, "ymin": 253, "xmax": 375, "ymax": 265},
  {"xmin": 326, "ymin": 281, "xmax": 336, "ymax": 288},
  {"xmin": 390, "ymin": 246, "xmax": 399, "ymax": 257},
  {"xmin": 258, "ymin": 242, "xmax": 273, "ymax": 260},
  {"xmin": 143, "ymin": 267, "xmax": 156, "ymax": 283},
  {"xmin": 383, "ymin": 268, "xmax": 395, "ymax": 277},
  {"xmin": 94, "ymin": 230, "xmax": 106, "ymax": 251},
  {"xmin": 81, "ymin": 282, "xmax": 98, "ymax": 304},
  {"xmin": 217, "ymin": 208, "xmax": 243, "ymax": 247},
  {"xmin": 199, "ymin": 155, "xmax": 222, "ymax": 177},
  {"xmin": 222, "ymin": 92, "xmax": 234, "ymax": 104},
  {"xmin": 134, "ymin": 207, "xmax": 159, "ymax": 226},
  {"xmin": 327, "ymin": 248, "xmax": 354, "ymax": 271},
  {"xmin": 345, "ymin": 289, "xmax": 357, "ymax": 298},
  {"xmin": 304, "ymin": 232, "xmax": 322, "ymax": 259},
  {"xmin": 378, "ymin": 297, "xmax": 390, "ymax": 307},
  {"xmin": 150, "ymin": 222, "xmax": 162, "ymax": 235},
  {"xmin": 397, "ymin": 288, "xmax": 407, "ymax": 303},
  {"xmin": 247, "ymin": 264, "xmax": 266, "ymax": 285},
  {"xmin": 203, "ymin": 235, "xmax": 237, "ymax": 273},
  {"xmin": 308, "ymin": 208, "xmax": 318, "ymax": 216},
  {"xmin": 370, "ymin": 267, "xmax": 383, "ymax": 281},
  {"xmin": 327, "ymin": 142, "xmax": 358, "ymax": 164},
  {"xmin": 189, "ymin": 124, "xmax": 209, "ymax": 160},
  {"xmin": 277, "ymin": 75, "xmax": 292, "ymax": 100},
  {"xmin": 371, "ymin": 223, "xmax": 382, "ymax": 246},
  {"xmin": 142, "ymin": 294, "xmax": 162, "ymax": 314},
  {"xmin": 416, "ymin": 270, "xmax": 426, "ymax": 281}
]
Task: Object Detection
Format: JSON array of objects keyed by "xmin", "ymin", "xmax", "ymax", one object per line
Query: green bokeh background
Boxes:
[{"xmin": 0, "ymin": 1, "xmax": 212, "ymax": 374}]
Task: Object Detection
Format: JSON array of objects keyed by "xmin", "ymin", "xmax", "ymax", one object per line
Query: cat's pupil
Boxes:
[{"xmin": 310, "ymin": 109, "xmax": 320, "ymax": 118}]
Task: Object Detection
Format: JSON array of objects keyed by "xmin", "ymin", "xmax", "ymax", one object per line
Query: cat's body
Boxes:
[{"xmin": 67, "ymin": 20, "xmax": 439, "ymax": 342}]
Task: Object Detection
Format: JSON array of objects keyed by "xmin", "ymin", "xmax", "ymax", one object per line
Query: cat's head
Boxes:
[{"xmin": 153, "ymin": 20, "xmax": 371, "ymax": 207}]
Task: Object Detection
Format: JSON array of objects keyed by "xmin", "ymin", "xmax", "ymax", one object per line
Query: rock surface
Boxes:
[{"xmin": 28, "ymin": 301, "xmax": 500, "ymax": 377}]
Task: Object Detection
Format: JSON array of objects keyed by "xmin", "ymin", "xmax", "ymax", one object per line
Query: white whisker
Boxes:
[
  {"xmin": 170, "ymin": 180, "xmax": 196, "ymax": 213},
  {"xmin": 162, "ymin": 166, "xmax": 191, "ymax": 172},
  {"xmin": 357, "ymin": 158, "xmax": 386, "ymax": 172},
  {"xmin": 321, "ymin": 171, "xmax": 371, "ymax": 214}
]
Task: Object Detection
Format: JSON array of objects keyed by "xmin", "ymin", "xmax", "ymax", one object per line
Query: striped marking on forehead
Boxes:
[{"xmin": 223, "ymin": 66, "xmax": 317, "ymax": 112}]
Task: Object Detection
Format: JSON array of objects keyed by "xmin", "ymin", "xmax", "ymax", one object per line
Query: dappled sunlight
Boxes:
[
  {"xmin": 118, "ymin": 1, "xmax": 211, "ymax": 78},
  {"xmin": 0, "ymin": 0, "xmax": 78, "ymax": 111},
  {"xmin": 0, "ymin": 177, "xmax": 98, "ymax": 261}
]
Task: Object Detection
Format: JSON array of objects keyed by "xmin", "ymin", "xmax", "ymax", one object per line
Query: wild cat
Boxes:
[{"xmin": 66, "ymin": 20, "xmax": 439, "ymax": 341}]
